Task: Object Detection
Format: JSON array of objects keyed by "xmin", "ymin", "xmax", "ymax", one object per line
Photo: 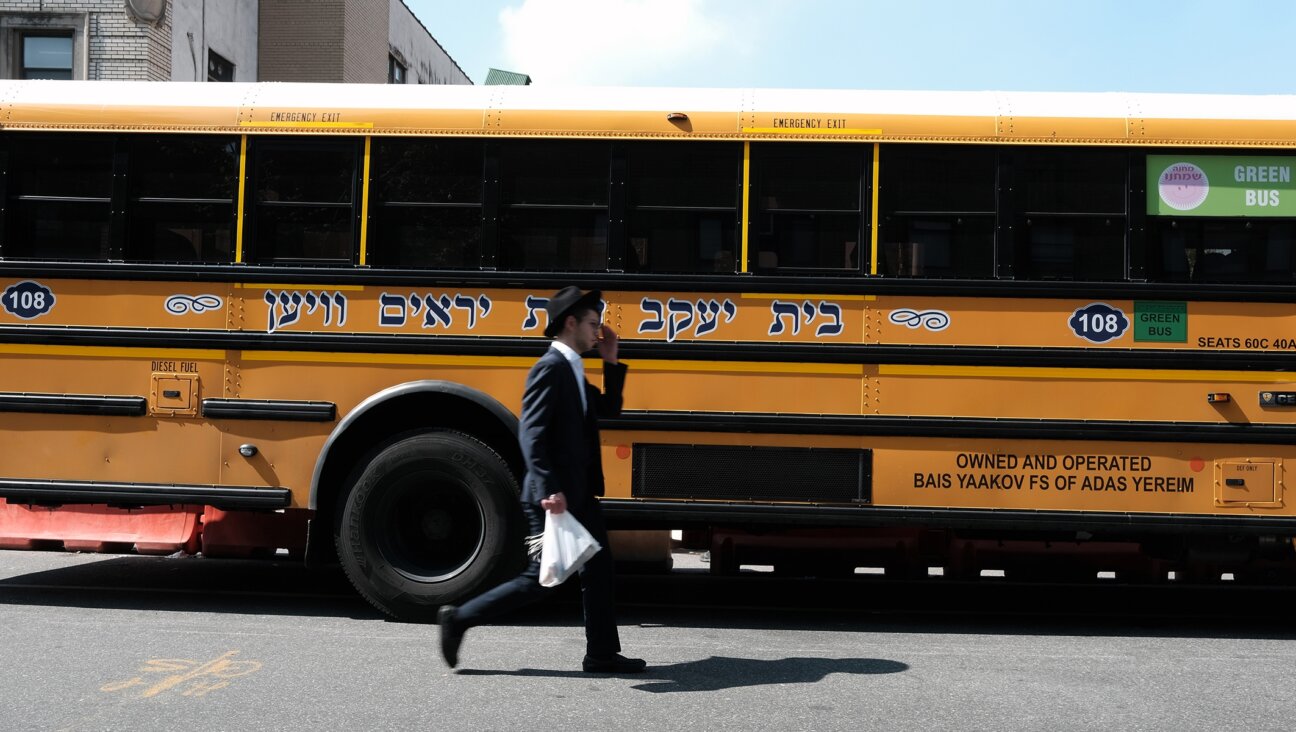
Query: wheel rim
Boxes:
[{"xmin": 370, "ymin": 468, "xmax": 486, "ymax": 583}]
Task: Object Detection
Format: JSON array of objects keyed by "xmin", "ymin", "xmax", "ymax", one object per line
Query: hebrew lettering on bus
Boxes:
[
  {"xmin": 264, "ymin": 290, "xmax": 347, "ymax": 333},
  {"xmin": 521, "ymin": 295, "xmax": 606, "ymax": 333},
  {"xmin": 638, "ymin": 297, "xmax": 737, "ymax": 342},
  {"xmin": 768, "ymin": 300, "xmax": 844, "ymax": 337},
  {"xmin": 379, "ymin": 292, "xmax": 493, "ymax": 330}
]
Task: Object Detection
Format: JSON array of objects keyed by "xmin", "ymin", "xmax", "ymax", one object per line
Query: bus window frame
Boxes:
[
  {"xmin": 1, "ymin": 132, "xmax": 117, "ymax": 262},
  {"xmin": 622, "ymin": 140, "xmax": 742, "ymax": 275},
  {"xmin": 367, "ymin": 136, "xmax": 486, "ymax": 270},
  {"xmin": 877, "ymin": 143, "xmax": 998, "ymax": 279},
  {"xmin": 243, "ymin": 135, "xmax": 363, "ymax": 267},
  {"xmin": 748, "ymin": 142, "xmax": 870, "ymax": 276},
  {"xmin": 124, "ymin": 134, "xmax": 240, "ymax": 264},
  {"xmin": 495, "ymin": 138, "xmax": 613, "ymax": 273},
  {"xmin": 1002, "ymin": 147, "xmax": 1131, "ymax": 282},
  {"xmin": 1139, "ymin": 147, "xmax": 1296, "ymax": 285}
]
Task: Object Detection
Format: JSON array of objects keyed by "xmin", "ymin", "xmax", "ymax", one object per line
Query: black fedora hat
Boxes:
[{"xmin": 544, "ymin": 286, "xmax": 602, "ymax": 338}]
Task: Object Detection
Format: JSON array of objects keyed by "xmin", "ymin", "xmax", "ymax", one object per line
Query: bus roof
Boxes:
[{"xmin": 2, "ymin": 81, "xmax": 1295, "ymax": 146}]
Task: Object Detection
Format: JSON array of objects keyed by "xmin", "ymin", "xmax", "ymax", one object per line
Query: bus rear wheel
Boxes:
[{"xmin": 335, "ymin": 430, "xmax": 520, "ymax": 622}]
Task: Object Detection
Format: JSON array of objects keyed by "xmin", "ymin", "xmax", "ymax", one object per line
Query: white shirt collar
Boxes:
[{"xmin": 549, "ymin": 341, "xmax": 588, "ymax": 413}]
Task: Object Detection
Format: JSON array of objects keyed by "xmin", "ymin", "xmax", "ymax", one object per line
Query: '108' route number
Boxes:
[
  {"xmin": 1068, "ymin": 303, "xmax": 1129, "ymax": 344},
  {"xmin": 1, "ymin": 280, "xmax": 56, "ymax": 320}
]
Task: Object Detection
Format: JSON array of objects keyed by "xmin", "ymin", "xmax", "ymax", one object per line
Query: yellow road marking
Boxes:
[{"xmin": 101, "ymin": 650, "xmax": 262, "ymax": 699}]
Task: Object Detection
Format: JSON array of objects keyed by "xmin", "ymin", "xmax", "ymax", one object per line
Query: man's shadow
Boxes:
[{"xmin": 457, "ymin": 656, "xmax": 908, "ymax": 693}]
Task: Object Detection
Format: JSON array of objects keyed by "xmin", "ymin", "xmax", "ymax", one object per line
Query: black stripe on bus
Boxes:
[
  {"xmin": 600, "ymin": 500, "xmax": 1296, "ymax": 536},
  {"xmin": 0, "ymin": 478, "xmax": 291, "ymax": 510},
  {"xmin": 201, "ymin": 398, "xmax": 337, "ymax": 422},
  {"xmin": 1, "ymin": 324, "xmax": 1294, "ymax": 372},
  {"xmin": 4, "ymin": 260, "xmax": 1296, "ymax": 303},
  {"xmin": 0, "ymin": 392, "xmax": 147, "ymax": 416},
  {"xmin": 603, "ymin": 411, "xmax": 1296, "ymax": 445}
]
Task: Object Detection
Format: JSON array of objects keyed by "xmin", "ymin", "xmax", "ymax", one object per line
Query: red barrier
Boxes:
[
  {"xmin": 0, "ymin": 501, "xmax": 202, "ymax": 555},
  {"xmin": 200, "ymin": 508, "xmax": 309, "ymax": 559}
]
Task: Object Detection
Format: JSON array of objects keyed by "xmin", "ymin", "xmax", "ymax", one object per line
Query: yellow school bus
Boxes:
[{"xmin": 3, "ymin": 81, "xmax": 1296, "ymax": 619}]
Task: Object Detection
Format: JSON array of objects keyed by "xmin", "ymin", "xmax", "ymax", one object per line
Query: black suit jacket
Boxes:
[{"xmin": 519, "ymin": 346, "xmax": 627, "ymax": 515}]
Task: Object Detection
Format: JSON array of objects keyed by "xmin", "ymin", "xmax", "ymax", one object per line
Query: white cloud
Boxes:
[{"xmin": 498, "ymin": 0, "xmax": 738, "ymax": 85}]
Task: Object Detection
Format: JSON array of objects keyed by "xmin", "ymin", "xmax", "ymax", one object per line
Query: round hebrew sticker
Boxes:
[{"xmin": 1158, "ymin": 162, "xmax": 1209, "ymax": 211}]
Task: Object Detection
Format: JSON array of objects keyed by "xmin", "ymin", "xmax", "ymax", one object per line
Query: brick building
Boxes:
[{"xmin": 0, "ymin": 0, "xmax": 469, "ymax": 83}]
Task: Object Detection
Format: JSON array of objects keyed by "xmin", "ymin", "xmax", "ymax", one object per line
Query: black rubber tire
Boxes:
[{"xmin": 335, "ymin": 430, "xmax": 520, "ymax": 622}]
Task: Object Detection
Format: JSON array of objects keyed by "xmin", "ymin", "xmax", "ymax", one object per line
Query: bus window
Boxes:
[
  {"xmin": 1148, "ymin": 219, "xmax": 1296, "ymax": 283},
  {"xmin": 1015, "ymin": 149, "xmax": 1127, "ymax": 280},
  {"xmin": 879, "ymin": 145, "xmax": 995, "ymax": 277},
  {"xmin": 625, "ymin": 142, "xmax": 740, "ymax": 273},
  {"xmin": 498, "ymin": 141, "xmax": 609, "ymax": 271},
  {"xmin": 249, "ymin": 138, "xmax": 359, "ymax": 264},
  {"xmin": 4, "ymin": 135, "xmax": 113, "ymax": 260},
  {"xmin": 369, "ymin": 138, "xmax": 484, "ymax": 269},
  {"xmin": 752, "ymin": 144, "xmax": 864, "ymax": 273},
  {"xmin": 127, "ymin": 135, "xmax": 238, "ymax": 263}
]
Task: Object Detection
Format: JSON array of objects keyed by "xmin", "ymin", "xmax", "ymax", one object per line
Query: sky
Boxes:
[{"xmin": 403, "ymin": 0, "xmax": 1296, "ymax": 93}]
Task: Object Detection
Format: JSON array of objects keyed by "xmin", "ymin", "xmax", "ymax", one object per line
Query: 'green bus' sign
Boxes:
[
  {"xmin": 1133, "ymin": 301, "xmax": 1187, "ymax": 343},
  {"xmin": 1148, "ymin": 155, "xmax": 1296, "ymax": 217}
]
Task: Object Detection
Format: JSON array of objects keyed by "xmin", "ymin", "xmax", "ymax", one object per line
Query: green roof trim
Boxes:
[{"xmin": 485, "ymin": 68, "xmax": 532, "ymax": 86}]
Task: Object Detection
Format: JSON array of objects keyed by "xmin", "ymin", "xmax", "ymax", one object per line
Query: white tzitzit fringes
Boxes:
[{"xmin": 525, "ymin": 533, "xmax": 544, "ymax": 560}]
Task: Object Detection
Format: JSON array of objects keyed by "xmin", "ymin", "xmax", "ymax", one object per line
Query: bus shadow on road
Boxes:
[
  {"xmin": 457, "ymin": 655, "xmax": 909, "ymax": 692},
  {"xmin": 0, "ymin": 553, "xmax": 378, "ymax": 619}
]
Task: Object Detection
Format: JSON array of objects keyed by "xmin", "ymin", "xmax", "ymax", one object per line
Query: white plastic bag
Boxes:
[{"xmin": 537, "ymin": 510, "xmax": 601, "ymax": 587}]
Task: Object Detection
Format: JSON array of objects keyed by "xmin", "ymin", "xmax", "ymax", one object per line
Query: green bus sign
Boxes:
[
  {"xmin": 1148, "ymin": 155, "xmax": 1296, "ymax": 217},
  {"xmin": 1133, "ymin": 301, "xmax": 1187, "ymax": 343}
]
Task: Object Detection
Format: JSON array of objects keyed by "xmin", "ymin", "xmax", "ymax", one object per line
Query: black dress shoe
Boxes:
[
  {"xmin": 438, "ymin": 605, "xmax": 464, "ymax": 668},
  {"xmin": 582, "ymin": 653, "xmax": 647, "ymax": 673}
]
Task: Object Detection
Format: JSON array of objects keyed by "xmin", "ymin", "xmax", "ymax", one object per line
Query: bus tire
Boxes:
[{"xmin": 335, "ymin": 430, "xmax": 520, "ymax": 622}]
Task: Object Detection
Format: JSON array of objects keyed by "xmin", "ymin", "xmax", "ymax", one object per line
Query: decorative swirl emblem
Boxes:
[
  {"xmin": 888, "ymin": 308, "xmax": 950, "ymax": 332},
  {"xmin": 165, "ymin": 294, "xmax": 223, "ymax": 316}
]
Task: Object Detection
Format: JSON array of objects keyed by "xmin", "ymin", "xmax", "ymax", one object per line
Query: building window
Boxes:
[
  {"xmin": 207, "ymin": 50, "xmax": 234, "ymax": 82},
  {"xmin": 388, "ymin": 55, "xmax": 406, "ymax": 84},
  {"xmin": 21, "ymin": 34, "xmax": 73, "ymax": 79}
]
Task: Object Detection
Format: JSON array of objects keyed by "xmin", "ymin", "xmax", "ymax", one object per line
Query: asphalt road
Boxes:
[{"xmin": 1, "ymin": 549, "xmax": 1295, "ymax": 731}]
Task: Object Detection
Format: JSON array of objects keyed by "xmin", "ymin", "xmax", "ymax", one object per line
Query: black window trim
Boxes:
[{"xmin": 243, "ymin": 136, "xmax": 363, "ymax": 266}]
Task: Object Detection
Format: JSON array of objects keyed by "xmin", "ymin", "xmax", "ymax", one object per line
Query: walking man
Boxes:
[{"xmin": 438, "ymin": 286, "xmax": 647, "ymax": 674}]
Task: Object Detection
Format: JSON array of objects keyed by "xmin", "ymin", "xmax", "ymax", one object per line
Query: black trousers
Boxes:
[{"xmin": 454, "ymin": 500, "xmax": 621, "ymax": 658}]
